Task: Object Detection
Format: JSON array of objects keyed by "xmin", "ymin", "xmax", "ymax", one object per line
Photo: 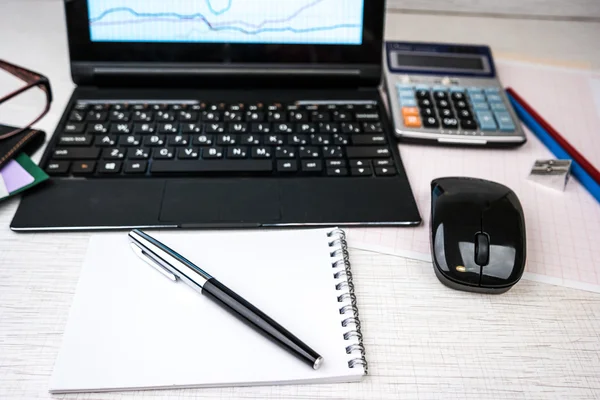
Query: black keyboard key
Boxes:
[
  {"xmin": 439, "ymin": 108, "xmax": 455, "ymax": 118},
  {"xmin": 319, "ymin": 123, "xmax": 339, "ymax": 134},
  {"xmin": 157, "ymin": 110, "xmax": 176, "ymax": 122},
  {"xmin": 181, "ymin": 123, "xmax": 202, "ymax": 134},
  {"xmin": 86, "ymin": 111, "xmax": 107, "ymax": 122},
  {"xmin": 178, "ymin": 111, "xmax": 198, "ymax": 122},
  {"xmin": 299, "ymin": 146, "xmax": 320, "ymax": 159},
  {"xmin": 64, "ymin": 123, "xmax": 85, "ymax": 134},
  {"xmin": 193, "ymin": 134, "xmax": 214, "ymax": 146},
  {"xmin": 451, "ymin": 92, "xmax": 466, "ymax": 101},
  {"xmin": 274, "ymin": 123, "xmax": 293, "ymax": 134},
  {"xmin": 267, "ymin": 111, "xmax": 286, "ymax": 122},
  {"xmin": 265, "ymin": 134, "xmax": 284, "ymax": 146},
  {"xmin": 251, "ymin": 123, "xmax": 271, "ymax": 133},
  {"xmin": 373, "ymin": 159, "xmax": 393, "ymax": 167},
  {"xmin": 178, "ymin": 148, "xmax": 200, "ymax": 159},
  {"xmin": 310, "ymin": 111, "xmax": 330, "ymax": 122},
  {"xmin": 46, "ymin": 161, "xmax": 70, "ymax": 175},
  {"xmin": 227, "ymin": 146, "xmax": 248, "ymax": 159},
  {"xmin": 69, "ymin": 111, "xmax": 86, "ymax": 122},
  {"xmin": 58, "ymin": 135, "xmax": 93, "ymax": 146},
  {"xmin": 143, "ymin": 135, "xmax": 165, "ymax": 147},
  {"xmin": 74, "ymin": 103, "xmax": 88, "ymax": 111},
  {"xmin": 326, "ymin": 160, "xmax": 347, "ymax": 168},
  {"xmin": 152, "ymin": 159, "xmax": 273, "ymax": 174},
  {"xmin": 119, "ymin": 135, "xmax": 142, "ymax": 147},
  {"xmin": 276, "ymin": 146, "xmax": 296, "ymax": 159},
  {"xmin": 240, "ymin": 134, "xmax": 261, "ymax": 145},
  {"xmin": 333, "ymin": 110, "xmax": 352, "ymax": 122},
  {"xmin": 311, "ymin": 134, "xmax": 332, "ymax": 146},
  {"xmin": 205, "ymin": 123, "xmax": 224, "ymax": 134},
  {"xmin": 323, "ymin": 146, "xmax": 344, "ymax": 159},
  {"xmin": 277, "ymin": 160, "xmax": 298, "ymax": 173},
  {"xmin": 327, "ymin": 167, "xmax": 348, "ymax": 176},
  {"xmin": 87, "ymin": 122, "xmax": 109, "ymax": 134},
  {"xmin": 423, "ymin": 116, "xmax": 440, "ymax": 128},
  {"xmin": 351, "ymin": 167, "xmax": 372, "ymax": 177},
  {"xmin": 355, "ymin": 112, "xmax": 380, "ymax": 121},
  {"xmin": 53, "ymin": 148, "xmax": 100, "ymax": 160},
  {"xmin": 128, "ymin": 147, "xmax": 150, "ymax": 160},
  {"xmin": 154, "ymin": 147, "xmax": 175, "ymax": 159},
  {"xmin": 346, "ymin": 146, "xmax": 390, "ymax": 158},
  {"xmin": 301, "ymin": 160, "xmax": 323, "ymax": 173},
  {"xmin": 350, "ymin": 159, "xmax": 370, "ymax": 168},
  {"xmin": 202, "ymin": 111, "xmax": 222, "ymax": 122},
  {"xmin": 229, "ymin": 123, "xmax": 248, "ymax": 133},
  {"xmin": 202, "ymin": 147, "xmax": 224, "ymax": 159},
  {"xmin": 333, "ymin": 133, "xmax": 350, "ymax": 146},
  {"xmin": 91, "ymin": 104, "xmax": 109, "ymax": 111},
  {"xmin": 109, "ymin": 123, "xmax": 131, "ymax": 134},
  {"xmin": 217, "ymin": 134, "xmax": 238, "ymax": 145},
  {"xmin": 98, "ymin": 161, "xmax": 122, "ymax": 174},
  {"xmin": 436, "ymin": 99, "xmax": 450, "ymax": 108},
  {"xmin": 418, "ymin": 98, "xmax": 433, "ymax": 108},
  {"xmin": 420, "ymin": 108, "xmax": 435, "ymax": 117},
  {"xmin": 133, "ymin": 110, "xmax": 153, "ymax": 122},
  {"xmin": 442, "ymin": 118, "xmax": 460, "ymax": 129},
  {"xmin": 109, "ymin": 111, "xmax": 131, "ymax": 122},
  {"xmin": 133, "ymin": 123, "xmax": 156, "ymax": 135},
  {"xmin": 158, "ymin": 123, "xmax": 179, "ymax": 134},
  {"xmin": 71, "ymin": 161, "xmax": 96, "ymax": 175},
  {"xmin": 102, "ymin": 148, "xmax": 126, "ymax": 160},
  {"xmin": 288, "ymin": 134, "xmax": 308, "ymax": 146},
  {"xmin": 458, "ymin": 109, "xmax": 473, "ymax": 120},
  {"xmin": 375, "ymin": 167, "xmax": 397, "ymax": 176},
  {"xmin": 289, "ymin": 111, "xmax": 308, "ymax": 122},
  {"xmin": 461, "ymin": 119, "xmax": 478, "ymax": 130},
  {"xmin": 340, "ymin": 122, "xmax": 361, "ymax": 134},
  {"xmin": 224, "ymin": 111, "xmax": 243, "ymax": 122},
  {"xmin": 124, "ymin": 161, "xmax": 148, "ymax": 174},
  {"xmin": 246, "ymin": 111, "xmax": 264, "ymax": 122},
  {"xmin": 363, "ymin": 122, "xmax": 382, "ymax": 133},
  {"xmin": 351, "ymin": 134, "xmax": 387, "ymax": 145},
  {"xmin": 167, "ymin": 135, "xmax": 189, "ymax": 146},
  {"xmin": 95, "ymin": 135, "xmax": 116, "ymax": 147},
  {"xmin": 297, "ymin": 123, "xmax": 316, "ymax": 133},
  {"xmin": 251, "ymin": 147, "xmax": 272, "ymax": 159}
]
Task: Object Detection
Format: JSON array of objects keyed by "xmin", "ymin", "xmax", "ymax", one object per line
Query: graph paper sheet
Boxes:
[{"xmin": 348, "ymin": 60, "xmax": 600, "ymax": 293}]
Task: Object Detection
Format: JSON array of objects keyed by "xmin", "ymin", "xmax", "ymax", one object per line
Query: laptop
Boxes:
[{"xmin": 11, "ymin": 0, "xmax": 422, "ymax": 231}]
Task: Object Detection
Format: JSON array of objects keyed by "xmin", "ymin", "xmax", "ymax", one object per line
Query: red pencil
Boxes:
[{"xmin": 506, "ymin": 87, "xmax": 600, "ymax": 185}]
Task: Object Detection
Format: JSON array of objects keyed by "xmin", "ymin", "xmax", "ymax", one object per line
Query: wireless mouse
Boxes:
[{"xmin": 430, "ymin": 177, "xmax": 527, "ymax": 294}]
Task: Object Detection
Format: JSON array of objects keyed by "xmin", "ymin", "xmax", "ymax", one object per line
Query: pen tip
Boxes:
[{"xmin": 313, "ymin": 357, "xmax": 323, "ymax": 370}]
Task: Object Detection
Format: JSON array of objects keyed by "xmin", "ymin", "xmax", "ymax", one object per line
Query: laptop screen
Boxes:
[{"xmin": 87, "ymin": 0, "xmax": 364, "ymax": 45}]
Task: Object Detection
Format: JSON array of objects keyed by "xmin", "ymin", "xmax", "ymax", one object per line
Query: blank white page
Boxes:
[{"xmin": 50, "ymin": 228, "xmax": 364, "ymax": 393}]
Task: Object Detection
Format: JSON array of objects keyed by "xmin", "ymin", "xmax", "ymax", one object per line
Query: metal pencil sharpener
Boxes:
[{"xmin": 528, "ymin": 159, "xmax": 572, "ymax": 191}]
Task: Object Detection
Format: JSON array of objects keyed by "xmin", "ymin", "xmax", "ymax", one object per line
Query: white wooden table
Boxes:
[{"xmin": 1, "ymin": 1, "xmax": 599, "ymax": 399}]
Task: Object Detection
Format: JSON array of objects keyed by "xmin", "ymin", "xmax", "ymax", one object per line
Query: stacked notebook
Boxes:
[{"xmin": 50, "ymin": 228, "xmax": 367, "ymax": 393}]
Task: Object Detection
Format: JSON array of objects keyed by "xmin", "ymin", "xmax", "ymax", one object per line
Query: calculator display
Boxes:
[{"xmin": 395, "ymin": 54, "xmax": 485, "ymax": 71}]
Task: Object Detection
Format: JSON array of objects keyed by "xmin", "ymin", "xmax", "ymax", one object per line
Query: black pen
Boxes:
[{"xmin": 128, "ymin": 229, "xmax": 323, "ymax": 370}]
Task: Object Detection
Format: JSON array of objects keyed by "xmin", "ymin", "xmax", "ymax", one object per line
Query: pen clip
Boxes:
[{"xmin": 130, "ymin": 242, "xmax": 178, "ymax": 282}]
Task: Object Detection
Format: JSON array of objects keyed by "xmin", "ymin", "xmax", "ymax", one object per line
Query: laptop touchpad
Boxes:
[{"xmin": 159, "ymin": 179, "xmax": 281, "ymax": 224}]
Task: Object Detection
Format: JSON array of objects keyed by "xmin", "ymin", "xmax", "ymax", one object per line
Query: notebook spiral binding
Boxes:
[{"xmin": 327, "ymin": 228, "xmax": 368, "ymax": 374}]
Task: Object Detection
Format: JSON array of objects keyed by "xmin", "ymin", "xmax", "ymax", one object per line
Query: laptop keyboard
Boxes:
[{"xmin": 45, "ymin": 100, "xmax": 398, "ymax": 178}]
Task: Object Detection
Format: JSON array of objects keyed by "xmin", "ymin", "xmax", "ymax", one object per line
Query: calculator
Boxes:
[{"xmin": 384, "ymin": 42, "xmax": 527, "ymax": 147}]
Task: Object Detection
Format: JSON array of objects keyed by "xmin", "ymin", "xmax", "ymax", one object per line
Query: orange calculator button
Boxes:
[
  {"xmin": 404, "ymin": 115, "xmax": 422, "ymax": 128},
  {"xmin": 402, "ymin": 107, "xmax": 419, "ymax": 117}
]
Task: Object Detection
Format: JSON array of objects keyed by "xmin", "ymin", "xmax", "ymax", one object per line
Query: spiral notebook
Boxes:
[{"xmin": 49, "ymin": 228, "xmax": 367, "ymax": 394}]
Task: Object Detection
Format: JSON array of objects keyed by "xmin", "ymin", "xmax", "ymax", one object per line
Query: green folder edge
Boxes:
[{"xmin": 5, "ymin": 153, "xmax": 49, "ymax": 197}]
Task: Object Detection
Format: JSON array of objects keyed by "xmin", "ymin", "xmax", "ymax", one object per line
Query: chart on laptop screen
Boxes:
[{"xmin": 87, "ymin": 0, "xmax": 364, "ymax": 45}]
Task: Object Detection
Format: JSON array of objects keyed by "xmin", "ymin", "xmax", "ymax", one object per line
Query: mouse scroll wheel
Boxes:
[{"xmin": 474, "ymin": 233, "xmax": 490, "ymax": 267}]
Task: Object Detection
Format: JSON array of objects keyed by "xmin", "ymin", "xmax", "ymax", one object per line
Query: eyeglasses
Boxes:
[{"xmin": 0, "ymin": 59, "xmax": 53, "ymax": 141}]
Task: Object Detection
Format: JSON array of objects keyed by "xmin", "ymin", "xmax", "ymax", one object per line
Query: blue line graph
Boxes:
[{"xmin": 87, "ymin": 0, "xmax": 364, "ymax": 45}]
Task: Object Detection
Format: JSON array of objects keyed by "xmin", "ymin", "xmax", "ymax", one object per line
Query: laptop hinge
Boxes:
[{"xmin": 71, "ymin": 62, "xmax": 381, "ymax": 89}]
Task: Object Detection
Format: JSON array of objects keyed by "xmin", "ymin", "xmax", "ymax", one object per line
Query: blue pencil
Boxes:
[{"xmin": 507, "ymin": 92, "xmax": 600, "ymax": 204}]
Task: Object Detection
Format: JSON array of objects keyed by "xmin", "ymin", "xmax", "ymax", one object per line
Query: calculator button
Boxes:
[
  {"xmin": 418, "ymin": 98, "xmax": 434, "ymax": 108},
  {"xmin": 433, "ymin": 86, "xmax": 447, "ymax": 92},
  {"xmin": 453, "ymin": 100, "xmax": 469, "ymax": 109},
  {"xmin": 399, "ymin": 98, "xmax": 417, "ymax": 107},
  {"xmin": 420, "ymin": 108, "xmax": 435, "ymax": 117},
  {"xmin": 396, "ymin": 84, "xmax": 413, "ymax": 91},
  {"xmin": 450, "ymin": 87, "xmax": 465, "ymax": 93},
  {"xmin": 436, "ymin": 99, "xmax": 451, "ymax": 108},
  {"xmin": 460, "ymin": 119, "xmax": 478, "ymax": 130},
  {"xmin": 486, "ymin": 94, "xmax": 503, "ymax": 103},
  {"xmin": 402, "ymin": 107, "xmax": 420, "ymax": 117},
  {"xmin": 433, "ymin": 91, "xmax": 448, "ymax": 100},
  {"xmin": 476, "ymin": 111, "xmax": 497, "ymax": 131},
  {"xmin": 404, "ymin": 115, "xmax": 422, "ymax": 128},
  {"xmin": 491, "ymin": 102, "xmax": 508, "ymax": 111},
  {"xmin": 398, "ymin": 90, "xmax": 416, "ymax": 100},
  {"xmin": 473, "ymin": 102, "xmax": 490, "ymax": 111},
  {"xmin": 439, "ymin": 108, "xmax": 455, "ymax": 118},
  {"xmin": 416, "ymin": 90, "xmax": 431, "ymax": 99},
  {"xmin": 469, "ymin": 93, "xmax": 486, "ymax": 102},
  {"xmin": 451, "ymin": 92, "xmax": 466, "ymax": 101},
  {"xmin": 442, "ymin": 118, "xmax": 459, "ymax": 129},
  {"xmin": 467, "ymin": 88, "xmax": 483, "ymax": 95},
  {"xmin": 458, "ymin": 109, "xmax": 473, "ymax": 120},
  {"xmin": 494, "ymin": 111, "xmax": 516, "ymax": 132},
  {"xmin": 485, "ymin": 87, "xmax": 501, "ymax": 95},
  {"xmin": 423, "ymin": 116, "xmax": 440, "ymax": 128}
]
